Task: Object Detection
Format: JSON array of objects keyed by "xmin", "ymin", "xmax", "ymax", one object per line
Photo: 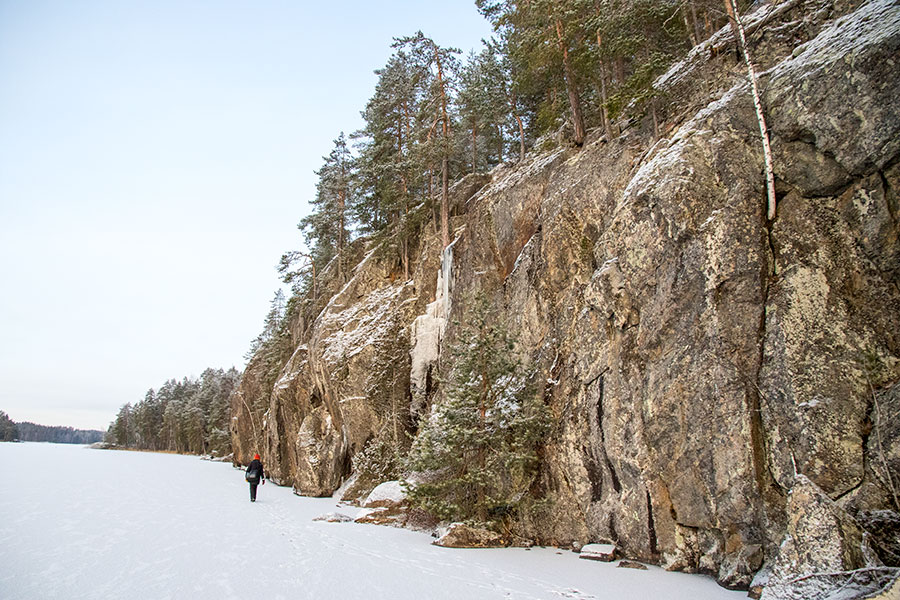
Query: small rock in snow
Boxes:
[
  {"xmin": 312, "ymin": 512, "xmax": 354, "ymax": 523},
  {"xmin": 617, "ymin": 560, "xmax": 648, "ymax": 570},
  {"xmin": 579, "ymin": 544, "xmax": 618, "ymax": 562}
]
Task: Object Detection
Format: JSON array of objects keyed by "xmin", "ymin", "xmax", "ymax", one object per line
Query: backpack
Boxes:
[{"xmin": 245, "ymin": 469, "xmax": 260, "ymax": 484}]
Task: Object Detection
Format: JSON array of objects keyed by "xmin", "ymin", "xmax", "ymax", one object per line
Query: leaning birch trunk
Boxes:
[{"xmin": 729, "ymin": 0, "xmax": 777, "ymax": 220}]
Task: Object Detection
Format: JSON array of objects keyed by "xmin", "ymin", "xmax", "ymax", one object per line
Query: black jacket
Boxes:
[{"xmin": 246, "ymin": 459, "xmax": 265, "ymax": 483}]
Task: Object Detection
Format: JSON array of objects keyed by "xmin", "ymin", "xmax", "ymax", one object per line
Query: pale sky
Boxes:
[{"xmin": 0, "ymin": 0, "xmax": 492, "ymax": 430}]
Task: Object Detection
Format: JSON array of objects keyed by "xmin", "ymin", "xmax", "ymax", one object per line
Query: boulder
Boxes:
[
  {"xmin": 760, "ymin": 475, "xmax": 882, "ymax": 600},
  {"xmin": 433, "ymin": 523, "xmax": 507, "ymax": 548},
  {"xmin": 856, "ymin": 511, "xmax": 900, "ymax": 567},
  {"xmin": 362, "ymin": 480, "xmax": 408, "ymax": 509},
  {"xmin": 355, "ymin": 507, "xmax": 399, "ymax": 526}
]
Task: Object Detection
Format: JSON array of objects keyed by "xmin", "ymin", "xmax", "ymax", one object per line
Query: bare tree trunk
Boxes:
[
  {"xmin": 729, "ymin": 0, "xmax": 777, "ymax": 220},
  {"xmin": 596, "ymin": 33, "xmax": 615, "ymax": 142},
  {"xmin": 309, "ymin": 257, "xmax": 317, "ymax": 300},
  {"xmin": 516, "ymin": 112, "xmax": 526, "ymax": 161},
  {"xmin": 429, "ymin": 167, "xmax": 438, "ymax": 235},
  {"xmin": 337, "ymin": 189, "xmax": 345, "ymax": 284},
  {"xmin": 506, "ymin": 87, "xmax": 526, "ymax": 161},
  {"xmin": 555, "ymin": 16, "xmax": 586, "ymax": 146},
  {"xmin": 441, "ymin": 157, "xmax": 450, "ymax": 248},
  {"xmin": 397, "ymin": 115, "xmax": 410, "ymax": 280},
  {"xmin": 690, "ymin": 0, "xmax": 703, "ymax": 45},
  {"xmin": 435, "ymin": 48, "xmax": 452, "ymax": 249},
  {"xmin": 472, "ymin": 121, "xmax": 478, "ymax": 174},
  {"xmin": 600, "ymin": 67, "xmax": 614, "ymax": 140},
  {"xmin": 401, "ymin": 239, "xmax": 409, "ymax": 280},
  {"xmin": 683, "ymin": 5, "xmax": 699, "ymax": 47},
  {"xmin": 426, "ymin": 121, "xmax": 439, "ymax": 236},
  {"xmin": 724, "ymin": 0, "xmax": 741, "ymax": 56},
  {"xmin": 477, "ymin": 367, "xmax": 488, "ymax": 522},
  {"xmin": 400, "ymin": 174, "xmax": 410, "ymax": 281}
]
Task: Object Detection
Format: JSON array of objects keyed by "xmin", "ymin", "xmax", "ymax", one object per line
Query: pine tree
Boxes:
[
  {"xmin": 245, "ymin": 290, "xmax": 286, "ymax": 359},
  {"xmin": 299, "ymin": 134, "xmax": 354, "ymax": 284},
  {"xmin": 458, "ymin": 45, "xmax": 515, "ymax": 172},
  {"xmin": 405, "ymin": 295, "xmax": 550, "ymax": 525},
  {"xmin": 479, "ymin": 0, "xmax": 592, "ymax": 145},
  {"xmin": 392, "ymin": 32, "xmax": 460, "ymax": 249},
  {"xmin": 111, "ymin": 403, "xmax": 134, "ymax": 447},
  {"xmin": 278, "ymin": 248, "xmax": 317, "ymax": 298},
  {"xmin": 354, "ymin": 50, "xmax": 424, "ymax": 278},
  {"xmin": 593, "ymin": 1, "xmax": 689, "ymax": 137}
]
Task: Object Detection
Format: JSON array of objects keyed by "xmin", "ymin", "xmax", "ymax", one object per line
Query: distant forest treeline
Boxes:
[
  {"xmin": 17, "ymin": 422, "xmax": 104, "ymax": 444},
  {"xmin": 106, "ymin": 368, "xmax": 240, "ymax": 456},
  {"xmin": 0, "ymin": 410, "xmax": 104, "ymax": 444}
]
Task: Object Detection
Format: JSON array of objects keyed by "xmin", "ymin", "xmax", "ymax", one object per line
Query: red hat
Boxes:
[{"xmin": 254, "ymin": 453, "xmax": 260, "ymax": 460}]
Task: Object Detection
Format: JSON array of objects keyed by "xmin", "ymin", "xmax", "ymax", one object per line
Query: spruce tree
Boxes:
[{"xmin": 405, "ymin": 295, "xmax": 550, "ymax": 526}]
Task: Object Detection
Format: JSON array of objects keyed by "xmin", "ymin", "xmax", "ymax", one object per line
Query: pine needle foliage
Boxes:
[{"xmin": 405, "ymin": 294, "xmax": 550, "ymax": 525}]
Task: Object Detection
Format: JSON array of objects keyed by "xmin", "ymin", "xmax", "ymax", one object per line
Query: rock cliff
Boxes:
[{"xmin": 232, "ymin": 0, "xmax": 900, "ymax": 591}]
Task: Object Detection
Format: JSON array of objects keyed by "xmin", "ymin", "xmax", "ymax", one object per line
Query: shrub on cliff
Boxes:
[{"xmin": 404, "ymin": 294, "xmax": 550, "ymax": 526}]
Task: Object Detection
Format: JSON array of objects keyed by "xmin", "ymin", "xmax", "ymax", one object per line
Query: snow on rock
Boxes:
[
  {"xmin": 654, "ymin": 0, "xmax": 798, "ymax": 92},
  {"xmin": 579, "ymin": 544, "xmax": 618, "ymax": 562},
  {"xmin": 763, "ymin": 0, "xmax": 900, "ymax": 177},
  {"xmin": 319, "ymin": 281, "xmax": 414, "ymax": 365},
  {"xmin": 362, "ymin": 480, "xmax": 407, "ymax": 509},
  {"xmin": 487, "ymin": 146, "xmax": 568, "ymax": 196}
]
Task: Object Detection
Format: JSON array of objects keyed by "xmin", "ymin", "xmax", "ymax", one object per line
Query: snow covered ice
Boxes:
[{"xmin": 0, "ymin": 442, "xmax": 746, "ymax": 599}]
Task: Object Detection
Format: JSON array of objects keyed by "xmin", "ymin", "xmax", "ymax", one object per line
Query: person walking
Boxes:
[{"xmin": 245, "ymin": 453, "xmax": 265, "ymax": 502}]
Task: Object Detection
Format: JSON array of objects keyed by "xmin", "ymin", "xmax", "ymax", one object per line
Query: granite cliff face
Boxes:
[{"xmin": 232, "ymin": 0, "xmax": 900, "ymax": 590}]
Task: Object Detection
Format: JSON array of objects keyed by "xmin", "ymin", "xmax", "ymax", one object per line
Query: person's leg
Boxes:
[{"xmin": 250, "ymin": 483, "xmax": 257, "ymax": 502}]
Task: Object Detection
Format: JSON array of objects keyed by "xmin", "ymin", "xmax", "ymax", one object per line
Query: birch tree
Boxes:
[{"xmin": 728, "ymin": 0, "xmax": 777, "ymax": 220}]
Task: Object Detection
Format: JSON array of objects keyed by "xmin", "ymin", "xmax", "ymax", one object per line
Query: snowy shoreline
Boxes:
[{"xmin": 1, "ymin": 442, "xmax": 745, "ymax": 600}]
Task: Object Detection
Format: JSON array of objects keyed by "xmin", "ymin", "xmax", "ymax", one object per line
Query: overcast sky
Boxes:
[{"xmin": 0, "ymin": 0, "xmax": 492, "ymax": 430}]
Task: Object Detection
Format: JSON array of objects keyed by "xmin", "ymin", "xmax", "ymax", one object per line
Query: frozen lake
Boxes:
[{"xmin": 0, "ymin": 442, "xmax": 746, "ymax": 599}]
